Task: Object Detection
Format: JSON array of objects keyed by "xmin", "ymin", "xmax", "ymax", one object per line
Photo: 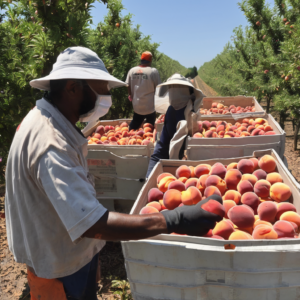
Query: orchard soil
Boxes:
[{"xmin": 1, "ymin": 117, "xmax": 300, "ymax": 299}]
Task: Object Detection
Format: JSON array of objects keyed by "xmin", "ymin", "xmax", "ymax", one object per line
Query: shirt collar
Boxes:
[{"xmin": 36, "ymin": 98, "xmax": 87, "ymax": 149}]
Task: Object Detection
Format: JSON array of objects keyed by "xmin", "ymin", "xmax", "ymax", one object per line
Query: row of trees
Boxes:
[
  {"xmin": 199, "ymin": 0, "xmax": 300, "ymax": 144},
  {"xmin": 0, "ymin": 0, "xmax": 187, "ymax": 183}
]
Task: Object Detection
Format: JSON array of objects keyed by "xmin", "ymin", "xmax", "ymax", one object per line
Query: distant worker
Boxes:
[
  {"xmin": 126, "ymin": 51, "xmax": 161, "ymax": 130},
  {"xmin": 146, "ymin": 73, "xmax": 205, "ymax": 177}
]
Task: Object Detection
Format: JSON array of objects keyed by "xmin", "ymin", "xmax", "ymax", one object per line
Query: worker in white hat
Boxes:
[
  {"xmin": 146, "ymin": 73, "xmax": 205, "ymax": 177},
  {"xmin": 5, "ymin": 47, "xmax": 220, "ymax": 299}
]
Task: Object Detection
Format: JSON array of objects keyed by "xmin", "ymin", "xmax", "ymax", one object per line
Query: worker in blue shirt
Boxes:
[{"xmin": 146, "ymin": 74, "xmax": 205, "ymax": 177}]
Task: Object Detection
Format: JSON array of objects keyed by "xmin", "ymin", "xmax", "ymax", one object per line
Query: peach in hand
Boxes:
[{"xmin": 201, "ymin": 199, "xmax": 225, "ymax": 218}]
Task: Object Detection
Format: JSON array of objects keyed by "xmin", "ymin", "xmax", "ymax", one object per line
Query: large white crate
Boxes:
[
  {"xmin": 187, "ymin": 114, "xmax": 286, "ymax": 160},
  {"xmin": 83, "ymin": 119, "xmax": 154, "ymax": 157},
  {"xmin": 87, "ymin": 150, "xmax": 148, "ymax": 201},
  {"xmin": 199, "ymin": 95, "xmax": 265, "ymax": 119},
  {"xmin": 122, "ymin": 149, "xmax": 300, "ymax": 300}
]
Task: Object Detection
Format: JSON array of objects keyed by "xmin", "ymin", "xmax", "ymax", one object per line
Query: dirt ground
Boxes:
[{"xmin": 1, "ymin": 109, "xmax": 300, "ymax": 299}]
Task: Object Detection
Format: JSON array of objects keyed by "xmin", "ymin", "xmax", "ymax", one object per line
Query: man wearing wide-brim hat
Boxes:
[
  {"xmin": 146, "ymin": 73, "xmax": 205, "ymax": 177},
  {"xmin": 5, "ymin": 47, "xmax": 220, "ymax": 299}
]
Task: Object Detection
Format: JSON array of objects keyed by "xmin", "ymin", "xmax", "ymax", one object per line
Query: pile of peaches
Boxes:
[
  {"xmin": 87, "ymin": 122, "xmax": 154, "ymax": 146},
  {"xmin": 199, "ymin": 102, "xmax": 256, "ymax": 115},
  {"xmin": 140, "ymin": 155, "xmax": 300, "ymax": 240},
  {"xmin": 193, "ymin": 118, "xmax": 276, "ymax": 138}
]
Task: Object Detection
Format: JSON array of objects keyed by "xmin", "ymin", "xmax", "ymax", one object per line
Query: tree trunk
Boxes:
[
  {"xmin": 279, "ymin": 110, "xmax": 286, "ymax": 130},
  {"xmin": 294, "ymin": 120, "xmax": 300, "ymax": 151},
  {"xmin": 266, "ymin": 97, "xmax": 271, "ymax": 114}
]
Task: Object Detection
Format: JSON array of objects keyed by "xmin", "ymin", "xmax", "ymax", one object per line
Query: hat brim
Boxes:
[
  {"xmin": 30, "ymin": 67, "xmax": 128, "ymax": 91},
  {"xmin": 157, "ymin": 79, "xmax": 194, "ymax": 89}
]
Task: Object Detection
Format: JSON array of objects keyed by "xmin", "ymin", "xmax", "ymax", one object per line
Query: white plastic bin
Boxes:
[
  {"xmin": 122, "ymin": 149, "xmax": 300, "ymax": 300},
  {"xmin": 199, "ymin": 95, "xmax": 265, "ymax": 119},
  {"xmin": 187, "ymin": 114, "xmax": 286, "ymax": 160}
]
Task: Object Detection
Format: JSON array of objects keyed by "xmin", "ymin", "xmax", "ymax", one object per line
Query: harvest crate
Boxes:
[
  {"xmin": 187, "ymin": 114, "xmax": 285, "ymax": 160},
  {"xmin": 87, "ymin": 150, "xmax": 148, "ymax": 201},
  {"xmin": 83, "ymin": 119, "xmax": 154, "ymax": 158},
  {"xmin": 122, "ymin": 149, "xmax": 300, "ymax": 300},
  {"xmin": 199, "ymin": 95, "xmax": 265, "ymax": 119}
]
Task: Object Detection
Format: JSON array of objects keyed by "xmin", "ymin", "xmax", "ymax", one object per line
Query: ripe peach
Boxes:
[
  {"xmin": 227, "ymin": 162, "xmax": 238, "ymax": 170},
  {"xmin": 146, "ymin": 201, "xmax": 162, "ymax": 212},
  {"xmin": 258, "ymin": 155, "xmax": 277, "ymax": 173},
  {"xmin": 101, "ymin": 136, "xmax": 108, "ymax": 142},
  {"xmin": 266, "ymin": 172, "xmax": 283, "ymax": 185},
  {"xmin": 280, "ymin": 211, "xmax": 300, "ymax": 227},
  {"xmin": 148, "ymin": 188, "xmax": 163, "ymax": 203},
  {"xmin": 273, "ymin": 220, "xmax": 295, "ymax": 238},
  {"xmin": 253, "ymin": 169, "xmax": 267, "ymax": 180},
  {"xmin": 198, "ymin": 174, "xmax": 209, "ymax": 189},
  {"xmin": 241, "ymin": 174, "xmax": 257, "ymax": 186},
  {"xmin": 140, "ymin": 206, "xmax": 159, "ymax": 215},
  {"xmin": 204, "ymin": 186, "xmax": 221, "ymax": 198},
  {"xmin": 128, "ymin": 139, "xmax": 137, "ymax": 145},
  {"xmin": 223, "ymin": 200, "xmax": 236, "ymax": 218},
  {"xmin": 252, "ymin": 224, "xmax": 278, "ymax": 239},
  {"xmin": 144, "ymin": 127, "xmax": 153, "ymax": 133},
  {"xmin": 237, "ymin": 180, "xmax": 254, "ymax": 195},
  {"xmin": 237, "ymin": 159, "xmax": 254, "ymax": 174},
  {"xmin": 212, "ymin": 220, "xmax": 235, "ymax": 239},
  {"xmin": 121, "ymin": 127, "xmax": 129, "ymax": 132},
  {"xmin": 143, "ymin": 123, "xmax": 154, "ymax": 130},
  {"xmin": 225, "ymin": 169, "xmax": 242, "ymax": 190},
  {"xmin": 205, "ymin": 175, "xmax": 227, "ymax": 195},
  {"xmin": 163, "ymin": 189, "xmax": 182, "ymax": 210},
  {"xmin": 254, "ymin": 219, "xmax": 273, "ymax": 228},
  {"xmin": 209, "ymin": 162, "xmax": 227, "ymax": 179},
  {"xmin": 185, "ymin": 178, "xmax": 198, "ymax": 189},
  {"xmin": 247, "ymin": 126, "xmax": 255, "ymax": 133},
  {"xmin": 223, "ymin": 190, "xmax": 241, "ymax": 205},
  {"xmin": 175, "ymin": 165, "xmax": 191, "ymax": 179},
  {"xmin": 120, "ymin": 122, "xmax": 128, "ymax": 128},
  {"xmin": 157, "ymin": 173, "xmax": 174, "ymax": 184},
  {"xmin": 181, "ymin": 186, "xmax": 202, "ymax": 205},
  {"xmin": 193, "ymin": 132, "xmax": 203, "ymax": 138},
  {"xmin": 158, "ymin": 176, "xmax": 176, "ymax": 193},
  {"xmin": 258, "ymin": 201, "xmax": 278, "ymax": 223},
  {"xmin": 249, "ymin": 158, "xmax": 259, "ymax": 170},
  {"xmin": 276, "ymin": 203, "xmax": 296, "ymax": 220},
  {"xmin": 241, "ymin": 192, "xmax": 260, "ymax": 212},
  {"xmin": 228, "ymin": 205, "xmax": 255, "ymax": 228},
  {"xmin": 194, "ymin": 164, "xmax": 211, "ymax": 178},
  {"xmin": 270, "ymin": 182, "xmax": 292, "ymax": 202},
  {"xmin": 229, "ymin": 231, "xmax": 253, "ymax": 240},
  {"xmin": 254, "ymin": 180, "xmax": 271, "ymax": 198},
  {"xmin": 202, "ymin": 120, "xmax": 211, "ymax": 130},
  {"xmin": 168, "ymin": 180, "xmax": 186, "ymax": 192},
  {"xmin": 95, "ymin": 125, "xmax": 105, "ymax": 135},
  {"xmin": 205, "ymin": 130, "xmax": 218, "ymax": 138},
  {"xmin": 265, "ymin": 131, "xmax": 276, "ymax": 135},
  {"xmin": 217, "ymin": 125, "xmax": 225, "ymax": 133},
  {"xmin": 201, "ymin": 199, "xmax": 225, "ymax": 218},
  {"xmin": 142, "ymin": 139, "xmax": 152, "ymax": 146}
]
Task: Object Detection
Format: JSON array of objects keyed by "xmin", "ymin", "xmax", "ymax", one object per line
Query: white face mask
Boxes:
[
  {"xmin": 79, "ymin": 86, "xmax": 112, "ymax": 122},
  {"xmin": 169, "ymin": 85, "xmax": 193, "ymax": 110}
]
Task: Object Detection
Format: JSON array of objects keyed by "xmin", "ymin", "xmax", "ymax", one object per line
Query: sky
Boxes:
[{"xmin": 91, "ymin": 0, "xmax": 274, "ymax": 69}]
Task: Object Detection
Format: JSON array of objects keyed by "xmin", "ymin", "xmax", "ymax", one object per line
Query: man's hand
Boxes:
[
  {"xmin": 161, "ymin": 195, "xmax": 223, "ymax": 236},
  {"xmin": 128, "ymin": 95, "xmax": 133, "ymax": 102}
]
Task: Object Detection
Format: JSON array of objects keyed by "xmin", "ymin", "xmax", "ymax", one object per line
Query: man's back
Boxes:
[{"xmin": 126, "ymin": 66, "xmax": 161, "ymax": 115}]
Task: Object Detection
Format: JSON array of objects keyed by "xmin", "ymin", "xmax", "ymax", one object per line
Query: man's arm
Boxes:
[
  {"xmin": 83, "ymin": 211, "xmax": 167, "ymax": 241},
  {"xmin": 83, "ymin": 195, "xmax": 223, "ymax": 241},
  {"xmin": 127, "ymin": 86, "xmax": 132, "ymax": 98}
]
